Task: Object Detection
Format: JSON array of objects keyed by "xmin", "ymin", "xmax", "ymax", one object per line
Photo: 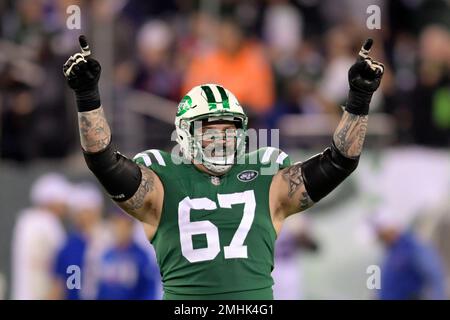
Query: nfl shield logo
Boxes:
[{"xmin": 210, "ymin": 176, "xmax": 221, "ymax": 186}]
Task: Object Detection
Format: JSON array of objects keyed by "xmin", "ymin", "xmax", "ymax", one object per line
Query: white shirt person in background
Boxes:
[{"xmin": 11, "ymin": 173, "xmax": 72, "ymax": 300}]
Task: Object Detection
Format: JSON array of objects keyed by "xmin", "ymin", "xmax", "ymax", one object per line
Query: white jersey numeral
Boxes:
[
  {"xmin": 218, "ymin": 191, "xmax": 255, "ymax": 259},
  {"xmin": 178, "ymin": 190, "xmax": 256, "ymax": 263},
  {"xmin": 178, "ymin": 197, "xmax": 220, "ymax": 263}
]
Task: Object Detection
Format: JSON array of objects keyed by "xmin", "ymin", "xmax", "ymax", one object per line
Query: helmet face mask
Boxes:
[{"xmin": 175, "ymin": 84, "xmax": 248, "ymax": 174}]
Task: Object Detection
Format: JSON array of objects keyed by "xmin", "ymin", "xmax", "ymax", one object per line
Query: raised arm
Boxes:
[
  {"xmin": 270, "ymin": 39, "xmax": 384, "ymax": 228},
  {"xmin": 63, "ymin": 36, "xmax": 163, "ymax": 230}
]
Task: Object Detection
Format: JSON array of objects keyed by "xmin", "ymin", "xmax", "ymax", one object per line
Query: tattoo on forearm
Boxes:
[
  {"xmin": 333, "ymin": 112, "xmax": 368, "ymax": 158},
  {"xmin": 78, "ymin": 107, "xmax": 111, "ymax": 152},
  {"xmin": 282, "ymin": 163, "xmax": 314, "ymax": 211},
  {"xmin": 120, "ymin": 166, "xmax": 155, "ymax": 212}
]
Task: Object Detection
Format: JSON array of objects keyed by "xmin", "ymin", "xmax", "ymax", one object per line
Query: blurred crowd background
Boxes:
[{"xmin": 0, "ymin": 0, "xmax": 449, "ymax": 299}]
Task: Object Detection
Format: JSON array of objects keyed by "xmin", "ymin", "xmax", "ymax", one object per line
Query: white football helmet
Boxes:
[{"xmin": 175, "ymin": 84, "xmax": 248, "ymax": 174}]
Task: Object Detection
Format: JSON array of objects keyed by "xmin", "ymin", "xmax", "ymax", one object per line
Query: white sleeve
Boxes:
[
  {"xmin": 11, "ymin": 212, "xmax": 66, "ymax": 300},
  {"xmin": 12, "ymin": 214, "xmax": 38, "ymax": 300}
]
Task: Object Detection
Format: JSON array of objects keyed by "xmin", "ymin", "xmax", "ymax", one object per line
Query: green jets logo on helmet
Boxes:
[{"xmin": 177, "ymin": 95, "xmax": 193, "ymax": 116}]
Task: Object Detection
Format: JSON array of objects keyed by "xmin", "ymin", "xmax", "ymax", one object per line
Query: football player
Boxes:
[{"xmin": 63, "ymin": 35, "xmax": 383, "ymax": 299}]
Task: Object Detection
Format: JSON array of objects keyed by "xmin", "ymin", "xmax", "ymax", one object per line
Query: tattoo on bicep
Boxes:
[
  {"xmin": 78, "ymin": 107, "xmax": 111, "ymax": 152},
  {"xmin": 333, "ymin": 112, "xmax": 368, "ymax": 158},
  {"xmin": 282, "ymin": 163, "xmax": 303, "ymax": 198},
  {"xmin": 282, "ymin": 163, "xmax": 314, "ymax": 211},
  {"xmin": 121, "ymin": 166, "xmax": 155, "ymax": 212}
]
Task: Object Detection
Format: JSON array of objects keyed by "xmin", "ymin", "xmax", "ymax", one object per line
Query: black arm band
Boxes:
[
  {"xmin": 345, "ymin": 89, "xmax": 371, "ymax": 115},
  {"xmin": 300, "ymin": 141, "xmax": 359, "ymax": 202},
  {"xmin": 83, "ymin": 141, "xmax": 142, "ymax": 202},
  {"xmin": 75, "ymin": 87, "xmax": 101, "ymax": 112}
]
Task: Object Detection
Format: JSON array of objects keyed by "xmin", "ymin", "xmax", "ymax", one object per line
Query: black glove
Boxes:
[
  {"xmin": 63, "ymin": 35, "xmax": 101, "ymax": 112},
  {"xmin": 345, "ymin": 38, "xmax": 384, "ymax": 115}
]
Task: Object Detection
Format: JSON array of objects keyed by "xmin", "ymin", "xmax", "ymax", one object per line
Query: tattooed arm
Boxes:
[
  {"xmin": 78, "ymin": 107, "xmax": 111, "ymax": 152},
  {"xmin": 269, "ymin": 39, "xmax": 383, "ymax": 230},
  {"xmin": 66, "ymin": 36, "xmax": 163, "ymax": 236},
  {"xmin": 333, "ymin": 111, "xmax": 368, "ymax": 158},
  {"xmin": 78, "ymin": 107, "xmax": 163, "ymax": 232},
  {"xmin": 269, "ymin": 111, "xmax": 369, "ymax": 228},
  {"xmin": 117, "ymin": 165, "xmax": 164, "ymax": 240},
  {"xmin": 270, "ymin": 162, "xmax": 314, "ymax": 233}
]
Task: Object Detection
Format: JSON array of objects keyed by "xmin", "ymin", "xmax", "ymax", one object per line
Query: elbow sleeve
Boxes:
[
  {"xmin": 83, "ymin": 141, "xmax": 142, "ymax": 202},
  {"xmin": 301, "ymin": 141, "xmax": 359, "ymax": 202}
]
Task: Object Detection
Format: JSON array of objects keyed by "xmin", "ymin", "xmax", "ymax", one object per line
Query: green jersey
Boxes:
[{"xmin": 133, "ymin": 147, "xmax": 290, "ymax": 300}]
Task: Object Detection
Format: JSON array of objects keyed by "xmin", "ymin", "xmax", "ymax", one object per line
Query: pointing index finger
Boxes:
[
  {"xmin": 359, "ymin": 38, "xmax": 373, "ymax": 59},
  {"xmin": 79, "ymin": 35, "xmax": 91, "ymax": 57}
]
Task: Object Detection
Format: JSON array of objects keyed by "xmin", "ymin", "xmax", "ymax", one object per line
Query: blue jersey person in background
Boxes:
[
  {"xmin": 96, "ymin": 209, "xmax": 160, "ymax": 300},
  {"xmin": 50, "ymin": 183, "xmax": 106, "ymax": 300},
  {"xmin": 372, "ymin": 210, "xmax": 446, "ymax": 300},
  {"xmin": 53, "ymin": 231, "xmax": 87, "ymax": 300}
]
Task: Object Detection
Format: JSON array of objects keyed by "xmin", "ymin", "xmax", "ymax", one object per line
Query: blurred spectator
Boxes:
[
  {"xmin": 182, "ymin": 14, "xmax": 275, "ymax": 125},
  {"xmin": 319, "ymin": 27, "xmax": 361, "ymax": 113},
  {"xmin": 120, "ymin": 0, "xmax": 179, "ymax": 30},
  {"xmin": 272, "ymin": 214, "xmax": 319, "ymax": 300},
  {"xmin": 2, "ymin": 0, "xmax": 46, "ymax": 45},
  {"xmin": 0, "ymin": 0, "xmax": 78, "ymax": 162},
  {"xmin": 50, "ymin": 182, "xmax": 109, "ymax": 300},
  {"xmin": 263, "ymin": 0, "xmax": 303, "ymax": 66},
  {"xmin": 177, "ymin": 11, "xmax": 218, "ymax": 64},
  {"xmin": 267, "ymin": 40, "xmax": 324, "ymax": 130},
  {"xmin": 134, "ymin": 20, "xmax": 181, "ymax": 100},
  {"xmin": 409, "ymin": 25, "xmax": 450, "ymax": 146},
  {"xmin": 0, "ymin": 83, "xmax": 36, "ymax": 161},
  {"xmin": 96, "ymin": 209, "xmax": 160, "ymax": 300},
  {"xmin": 11, "ymin": 173, "xmax": 72, "ymax": 299},
  {"xmin": 371, "ymin": 210, "xmax": 446, "ymax": 300},
  {"xmin": 132, "ymin": 221, "xmax": 163, "ymax": 299}
]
